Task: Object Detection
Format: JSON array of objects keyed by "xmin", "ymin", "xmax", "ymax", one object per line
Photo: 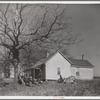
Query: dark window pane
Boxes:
[
  {"xmin": 76, "ymin": 71, "xmax": 80, "ymax": 76},
  {"xmin": 57, "ymin": 68, "xmax": 60, "ymax": 75}
]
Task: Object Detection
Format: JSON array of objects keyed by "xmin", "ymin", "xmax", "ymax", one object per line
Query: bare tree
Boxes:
[
  {"xmin": 19, "ymin": 5, "xmax": 80, "ymax": 72},
  {"xmin": 0, "ymin": 4, "xmax": 34, "ymax": 82},
  {"xmin": 27, "ymin": 5, "xmax": 79, "ymax": 51},
  {"xmin": 0, "ymin": 4, "xmax": 80, "ymax": 82}
]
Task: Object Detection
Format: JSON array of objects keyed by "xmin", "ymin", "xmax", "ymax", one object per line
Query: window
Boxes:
[
  {"xmin": 76, "ymin": 71, "xmax": 80, "ymax": 76},
  {"xmin": 57, "ymin": 68, "xmax": 61, "ymax": 75}
]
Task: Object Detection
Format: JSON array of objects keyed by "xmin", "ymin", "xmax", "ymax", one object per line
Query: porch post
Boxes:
[{"xmin": 33, "ymin": 69, "xmax": 35, "ymax": 79}]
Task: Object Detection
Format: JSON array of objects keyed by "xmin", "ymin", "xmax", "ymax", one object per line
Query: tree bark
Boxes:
[
  {"xmin": 14, "ymin": 65, "xmax": 18, "ymax": 82},
  {"xmin": 13, "ymin": 49, "xmax": 19, "ymax": 82}
]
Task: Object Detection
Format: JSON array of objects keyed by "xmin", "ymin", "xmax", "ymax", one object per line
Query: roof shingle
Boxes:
[{"xmin": 68, "ymin": 58, "xmax": 94, "ymax": 68}]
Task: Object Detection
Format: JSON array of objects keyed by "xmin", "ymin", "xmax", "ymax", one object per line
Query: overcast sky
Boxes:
[{"xmin": 66, "ymin": 4, "xmax": 100, "ymax": 76}]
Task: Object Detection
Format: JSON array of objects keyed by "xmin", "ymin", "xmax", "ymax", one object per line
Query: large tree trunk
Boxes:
[
  {"xmin": 13, "ymin": 49, "xmax": 19, "ymax": 82},
  {"xmin": 14, "ymin": 64, "xmax": 18, "ymax": 82}
]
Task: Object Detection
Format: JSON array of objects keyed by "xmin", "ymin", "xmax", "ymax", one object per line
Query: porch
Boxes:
[{"xmin": 25, "ymin": 64, "xmax": 46, "ymax": 81}]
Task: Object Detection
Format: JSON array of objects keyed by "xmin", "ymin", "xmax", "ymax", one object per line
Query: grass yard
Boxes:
[{"xmin": 0, "ymin": 79, "xmax": 100, "ymax": 96}]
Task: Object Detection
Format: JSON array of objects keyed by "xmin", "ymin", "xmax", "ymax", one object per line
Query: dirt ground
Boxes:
[{"xmin": 0, "ymin": 79, "xmax": 100, "ymax": 96}]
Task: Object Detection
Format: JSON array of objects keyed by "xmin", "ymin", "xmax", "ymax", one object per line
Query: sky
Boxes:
[{"xmin": 65, "ymin": 4, "xmax": 100, "ymax": 76}]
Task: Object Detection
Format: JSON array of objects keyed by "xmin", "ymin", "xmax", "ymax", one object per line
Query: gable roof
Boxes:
[
  {"xmin": 31, "ymin": 52, "xmax": 58, "ymax": 69},
  {"xmin": 68, "ymin": 58, "xmax": 94, "ymax": 68},
  {"xmin": 29, "ymin": 51, "xmax": 94, "ymax": 70}
]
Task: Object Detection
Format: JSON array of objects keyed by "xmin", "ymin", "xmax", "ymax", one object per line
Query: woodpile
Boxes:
[
  {"xmin": 18, "ymin": 75, "xmax": 42, "ymax": 86},
  {"xmin": 64, "ymin": 76, "xmax": 76, "ymax": 84},
  {"xmin": 57, "ymin": 75, "xmax": 76, "ymax": 84}
]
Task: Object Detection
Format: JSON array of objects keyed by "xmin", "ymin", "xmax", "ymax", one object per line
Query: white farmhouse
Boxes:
[{"xmin": 26, "ymin": 52, "xmax": 94, "ymax": 81}]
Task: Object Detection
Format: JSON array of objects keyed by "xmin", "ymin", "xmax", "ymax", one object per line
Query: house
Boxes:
[
  {"xmin": 0, "ymin": 64, "xmax": 23, "ymax": 79},
  {"xmin": 0, "ymin": 64, "xmax": 4, "ymax": 79},
  {"xmin": 25, "ymin": 51, "xmax": 94, "ymax": 81}
]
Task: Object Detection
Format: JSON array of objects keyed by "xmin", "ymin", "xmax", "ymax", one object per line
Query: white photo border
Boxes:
[{"xmin": 0, "ymin": 1, "xmax": 100, "ymax": 99}]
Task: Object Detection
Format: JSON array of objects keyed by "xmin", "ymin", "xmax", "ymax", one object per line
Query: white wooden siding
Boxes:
[
  {"xmin": 71, "ymin": 67, "xmax": 77, "ymax": 77},
  {"xmin": 78, "ymin": 68, "xmax": 93, "ymax": 80},
  {"xmin": 0, "ymin": 71, "xmax": 4, "ymax": 78},
  {"xmin": 45, "ymin": 52, "xmax": 71, "ymax": 80},
  {"xmin": 71, "ymin": 67, "xmax": 93, "ymax": 80}
]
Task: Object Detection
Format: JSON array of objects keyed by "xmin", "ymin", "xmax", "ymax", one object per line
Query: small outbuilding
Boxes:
[{"xmin": 26, "ymin": 52, "xmax": 94, "ymax": 81}]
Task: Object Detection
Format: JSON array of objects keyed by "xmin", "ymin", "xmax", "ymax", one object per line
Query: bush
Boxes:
[
  {"xmin": 57, "ymin": 75, "xmax": 64, "ymax": 83},
  {"xmin": 63, "ymin": 76, "xmax": 76, "ymax": 84}
]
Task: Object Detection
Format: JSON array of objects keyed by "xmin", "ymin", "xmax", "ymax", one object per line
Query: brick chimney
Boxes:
[{"xmin": 82, "ymin": 54, "xmax": 84, "ymax": 60}]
